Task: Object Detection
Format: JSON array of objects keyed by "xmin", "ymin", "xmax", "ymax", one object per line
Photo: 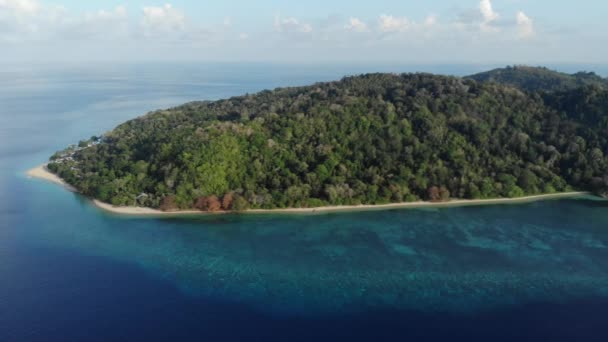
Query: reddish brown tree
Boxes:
[
  {"xmin": 222, "ymin": 192, "xmax": 234, "ymax": 210},
  {"xmin": 195, "ymin": 196, "xmax": 222, "ymax": 212},
  {"xmin": 194, "ymin": 197, "xmax": 208, "ymax": 210},
  {"xmin": 207, "ymin": 196, "xmax": 222, "ymax": 212},
  {"xmin": 428, "ymin": 186, "xmax": 441, "ymax": 202}
]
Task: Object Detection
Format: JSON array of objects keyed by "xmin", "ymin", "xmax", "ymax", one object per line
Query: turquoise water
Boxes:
[
  {"xmin": 2, "ymin": 63, "xmax": 608, "ymax": 341},
  {"xmin": 20, "ymin": 186, "xmax": 608, "ymax": 315}
]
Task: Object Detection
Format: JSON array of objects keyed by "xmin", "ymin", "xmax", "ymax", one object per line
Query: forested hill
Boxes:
[
  {"xmin": 467, "ymin": 66, "xmax": 608, "ymax": 92},
  {"xmin": 48, "ymin": 70, "xmax": 608, "ymax": 211}
]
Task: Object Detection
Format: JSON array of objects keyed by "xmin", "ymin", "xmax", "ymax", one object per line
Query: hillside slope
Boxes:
[{"xmin": 467, "ymin": 66, "xmax": 608, "ymax": 92}]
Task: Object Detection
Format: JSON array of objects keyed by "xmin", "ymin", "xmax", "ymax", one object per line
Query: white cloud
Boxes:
[
  {"xmin": 378, "ymin": 15, "xmax": 409, "ymax": 33},
  {"xmin": 344, "ymin": 17, "xmax": 368, "ymax": 32},
  {"xmin": 142, "ymin": 4, "xmax": 185, "ymax": 33},
  {"xmin": 479, "ymin": 0, "xmax": 499, "ymax": 32},
  {"xmin": 479, "ymin": 0, "xmax": 498, "ymax": 23},
  {"xmin": 516, "ymin": 11, "xmax": 534, "ymax": 39},
  {"xmin": 424, "ymin": 15, "xmax": 438, "ymax": 27},
  {"xmin": 72, "ymin": 6, "xmax": 129, "ymax": 39},
  {"xmin": 375, "ymin": 14, "xmax": 438, "ymax": 35},
  {"xmin": 0, "ymin": 0, "xmax": 51, "ymax": 38},
  {"xmin": 2, "ymin": 0, "xmax": 580, "ymax": 64},
  {"xmin": 0, "ymin": 0, "xmax": 40, "ymax": 15},
  {"xmin": 274, "ymin": 15, "xmax": 312, "ymax": 33},
  {"xmin": 84, "ymin": 6, "xmax": 127, "ymax": 22}
]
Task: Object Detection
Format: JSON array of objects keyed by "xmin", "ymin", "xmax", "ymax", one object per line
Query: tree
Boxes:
[
  {"xmin": 428, "ymin": 186, "xmax": 441, "ymax": 202},
  {"xmin": 591, "ymin": 176, "xmax": 608, "ymax": 198},
  {"xmin": 195, "ymin": 196, "xmax": 222, "ymax": 212},
  {"xmin": 160, "ymin": 196, "xmax": 178, "ymax": 211},
  {"xmin": 505, "ymin": 185, "xmax": 525, "ymax": 198},
  {"xmin": 222, "ymin": 192, "xmax": 234, "ymax": 210},
  {"xmin": 439, "ymin": 186, "xmax": 451, "ymax": 201},
  {"xmin": 518, "ymin": 169, "xmax": 539, "ymax": 193},
  {"xmin": 231, "ymin": 195, "xmax": 250, "ymax": 211}
]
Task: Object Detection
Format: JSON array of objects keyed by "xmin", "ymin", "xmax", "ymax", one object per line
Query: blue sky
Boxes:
[{"xmin": 1, "ymin": 0, "xmax": 606, "ymax": 64}]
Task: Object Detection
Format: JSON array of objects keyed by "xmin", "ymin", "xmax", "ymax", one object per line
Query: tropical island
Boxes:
[{"xmin": 31, "ymin": 66, "xmax": 608, "ymax": 214}]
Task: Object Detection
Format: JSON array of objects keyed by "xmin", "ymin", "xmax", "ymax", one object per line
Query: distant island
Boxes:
[{"xmin": 33, "ymin": 66, "xmax": 608, "ymax": 213}]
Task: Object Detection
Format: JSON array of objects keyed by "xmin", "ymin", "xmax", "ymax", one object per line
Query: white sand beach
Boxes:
[{"xmin": 26, "ymin": 164, "xmax": 77, "ymax": 192}]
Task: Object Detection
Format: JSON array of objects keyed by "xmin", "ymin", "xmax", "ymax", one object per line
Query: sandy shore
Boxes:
[
  {"xmin": 26, "ymin": 164, "xmax": 77, "ymax": 192},
  {"xmin": 92, "ymin": 200, "xmax": 205, "ymax": 216},
  {"xmin": 26, "ymin": 163, "xmax": 591, "ymax": 217},
  {"xmin": 95, "ymin": 192, "xmax": 590, "ymax": 216}
]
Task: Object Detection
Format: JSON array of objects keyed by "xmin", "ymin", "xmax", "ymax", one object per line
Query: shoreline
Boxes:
[
  {"xmin": 26, "ymin": 164, "xmax": 77, "ymax": 192},
  {"xmin": 27, "ymin": 164, "xmax": 592, "ymax": 217}
]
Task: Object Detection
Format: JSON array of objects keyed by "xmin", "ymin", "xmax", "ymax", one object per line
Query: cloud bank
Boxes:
[{"xmin": 0, "ymin": 0, "xmax": 599, "ymax": 64}]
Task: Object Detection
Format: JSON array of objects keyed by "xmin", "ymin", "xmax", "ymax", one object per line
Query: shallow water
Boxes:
[{"xmin": 2, "ymin": 63, "xmax": 608, "ymax": 341}]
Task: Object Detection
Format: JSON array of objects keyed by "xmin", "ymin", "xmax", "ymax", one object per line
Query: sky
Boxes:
[{"xmin": 1, "ymin": 0, "xmax": 607, "ymax": 65}]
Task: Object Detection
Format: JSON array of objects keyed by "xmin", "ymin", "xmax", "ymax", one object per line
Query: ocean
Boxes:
[{"xmin": 1, "ymin": 63, "xmax": 608, "ymax": 341}]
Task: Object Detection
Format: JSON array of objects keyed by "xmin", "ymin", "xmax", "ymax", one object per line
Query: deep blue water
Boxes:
[{"xmin": 2, "ymin": 63, "xmax": 608, "ymax": 341}]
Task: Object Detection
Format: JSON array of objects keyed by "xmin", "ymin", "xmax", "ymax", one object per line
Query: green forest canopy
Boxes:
[
  {"xmin": 48, "ymin": 66, "xmax": 608, "ymax": 211},
  {"xmin": 466, "ymin": 65, "xmax": 608, "ymax": 92}
]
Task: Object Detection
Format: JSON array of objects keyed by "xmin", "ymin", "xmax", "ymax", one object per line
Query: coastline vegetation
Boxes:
[{"xmin": 47, "ymin": 66, "xmax": 608, "ymax": 211}]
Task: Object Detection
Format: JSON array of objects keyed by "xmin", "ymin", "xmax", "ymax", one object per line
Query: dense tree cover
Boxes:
[
  {"xmin": 467, "ymin": 66, "xmax": 608, "ymax": 93},
  {"xmin": 47, "ymin": 70, "xmax": 608, "ymax": 211}
]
